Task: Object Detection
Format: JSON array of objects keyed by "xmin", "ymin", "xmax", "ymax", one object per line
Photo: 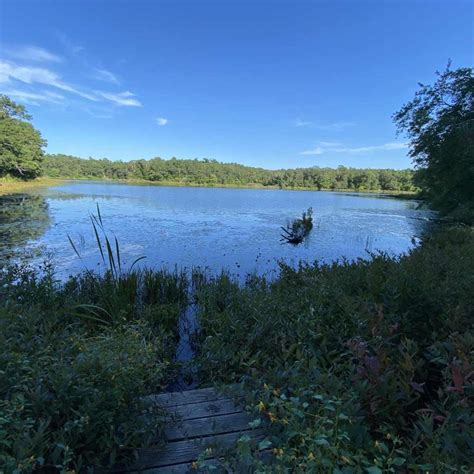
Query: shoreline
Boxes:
[
  {"xmin": 0, "ymin": 177, "xmax": 65, "ymax": 195},
  {"xmin": 21, "ymin": 176, "xmax": 419, "ymax": 198}
]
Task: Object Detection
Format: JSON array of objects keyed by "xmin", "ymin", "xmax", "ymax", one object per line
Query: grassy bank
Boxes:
[
  {"xmin": 0, "ymin": 177, "xmax": 64, "ymax": 195},
  {"xmin": 1, "ymin": 228, "xmax": 472, "ymax": 472}
]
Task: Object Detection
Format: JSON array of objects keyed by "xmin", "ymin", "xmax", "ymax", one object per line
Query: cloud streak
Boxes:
[
  {"xmin": 300, "ymin": 141, "xmax": 408, "ymax": 155},
  {"xmin": 156, "ymin": 117, "xmax": 168, "ymax": 126},
  {"xmin": 95, "ymin": 90, "xmax": 141, "ymax": 107},
  {"xmin": 0, "ymin": 89, "xmax": 65, "ymax": 105},
  {"xmin": 0, "ymin": 60, "xmax": 98, "ymax": 101},
  {"xmin": 5, "ymin": 45, "xmax": 63, "ymax": 63},
  {"xmin": 93, "ymin": 68, "xmax": 120, "ymax": 85},
  {"xmin": 0, "ymin": 58, "xmax": 141, "ymax": 107},
  {"xmin": 294, "ymin": 118, "xmax": 313, "ymax": 127},
  {"xmin": 293, "ymin": 119, "xmax": 356, "ymax": 131}
]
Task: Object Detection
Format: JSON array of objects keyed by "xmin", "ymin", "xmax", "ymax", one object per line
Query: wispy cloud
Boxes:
[
  {"xmin": 95, "ymin": 90, "xmax": 141, "ymax": 107},
  {"xmin": 318, "ymin": 141, "xmax": 342, "ymax": 147},
  {"xmin": 300, "ymin": 141, "xmax": 408, "ymax": 156},
  {"xmin": 57, "ymin": 33, "xmax": 85, "ymax": 56},
  {"xmin": 156, "ymin": 117, "xmax": 168, "ymax": 126},
  {"xmin": 300, "ymin": 147, "xmax": 324, "ymax": 155},
  {"xmin": 0, "ymin": 89, "xmax": 65, "ymax": 105},
  {"xmin": 313, "ymin": 121, "xmax": 356, "ymax": 131},
  {"xmin": 293, "ymin": 119, "xmax": 356, "ymax": 131},
  {"xmin": 0, "ymin": 60, "xmax": 98, "ymax": 101},
  {"xmin": 5, "ymin": 45, "xmax": 63, "ymax": 63},
  {"xmin": 92, "ymin": 68, "xmax": 120, "ymax": 85},
  {"xmin": 294, "ymin": 118, "xmax": 313, "ymax": 127},
  {"xmin": 0, "ymin": 59, "xmax": 142, "ymax": 107}
]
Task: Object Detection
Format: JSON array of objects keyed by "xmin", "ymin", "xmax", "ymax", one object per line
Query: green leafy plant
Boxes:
[{"xmin": 195, "ymin": 227, "xmax": 474, "ymax": 472}]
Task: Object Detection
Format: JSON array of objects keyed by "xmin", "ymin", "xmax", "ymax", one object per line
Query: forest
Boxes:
[{"xmin": 42, "ymin": 154, "xmax": 416, "ymax": 192}]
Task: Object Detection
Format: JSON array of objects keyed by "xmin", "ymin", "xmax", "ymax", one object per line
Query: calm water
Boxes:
[{"xmin": 0, "ymin": 181, "xmax": 436, "ymax": 278}]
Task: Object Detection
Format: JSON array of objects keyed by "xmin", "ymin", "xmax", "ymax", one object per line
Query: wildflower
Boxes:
[
  {"xmin": 272, "ymin": 448, "xmax": 284, "ymax": 456},
  {"xmin": 258, "ymin": 401, "xmax": 266, "ymax": 411},
  {"xmin": 263, "ymin": 383, "xmax": 270, "ymax": 390},
  {"xmin": 191, "ymin": 461, "xmax": 198, "ymax": 470},
  {"xmin": 308, "ymin": 452, "xmax": 315, "ymax": 461},
  {"xmin": 272, "ymin": 388, "xmax": 280, "ymax": 396},
  {"xmin": 268, "ymin": 412, "xmax": 278, "ymax": 423}
]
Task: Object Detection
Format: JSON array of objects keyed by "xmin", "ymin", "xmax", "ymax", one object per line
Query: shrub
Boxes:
[
  {"xmin": 195, "ymin": 228, "xmax": 474, "ymax": 472},
  {"xmin": 0, "ymin": 263, "xmax": 186, "ymax": 472}
]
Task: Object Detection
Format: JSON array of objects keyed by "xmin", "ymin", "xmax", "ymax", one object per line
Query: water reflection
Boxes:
[
  {"xmin": 0, "ymin": 182, "xmax": 437, "ymax": 278},
  {"xmin": 0, "ymin": 193, "xmax": 50, "ymax": 261}
]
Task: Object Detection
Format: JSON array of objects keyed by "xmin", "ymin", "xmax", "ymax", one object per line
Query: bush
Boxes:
[
  {"xmin": 195, "ymin": 228, "xmax": 474, "ymax": 472},
  {"xmin": 0, "ymin": 264, "xmax": 187, "ymax": 472}
]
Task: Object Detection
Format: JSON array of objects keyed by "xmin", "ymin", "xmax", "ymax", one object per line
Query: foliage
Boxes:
[
  {"xmin": 195, "ymin": 228, "xmax": 474, "ymax": 472},
  {"xmin": 394, "ymin": 64, "xmax": 474, "ymax": 223},
  {"xmin": 0, "ymin": 262, "xmax": 188, "ymax": 472},
  {"xmin": 0, "ymin": 95, "xmax": 46, "ymax": 180},
  {"xmin": 42, "ymin": 153, "xmax": 416, "ymax": 192}
]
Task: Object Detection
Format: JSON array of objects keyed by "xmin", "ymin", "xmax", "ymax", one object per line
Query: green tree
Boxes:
[
  {"xmin": 394, "ymin": 64, "xmax": 474, "ymax": 222},
  {"xmin": 0, "ymin": 95, "xmax": 46, "ymax": 179}
]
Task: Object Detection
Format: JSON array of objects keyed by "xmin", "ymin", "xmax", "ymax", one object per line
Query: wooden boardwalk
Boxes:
[{"xmin": 118, "ymin": 387, "xmax": 266, "ymax": 473}]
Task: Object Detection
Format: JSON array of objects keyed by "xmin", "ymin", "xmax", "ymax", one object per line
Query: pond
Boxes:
[{"xmin": 0, "ymin": 181, "xmax": 436, "ymax": 278}]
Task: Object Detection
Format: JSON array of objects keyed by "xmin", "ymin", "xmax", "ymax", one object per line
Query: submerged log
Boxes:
[{"xmin": 280, "ymin": 207, "xmax": 313, "ymax": 244}]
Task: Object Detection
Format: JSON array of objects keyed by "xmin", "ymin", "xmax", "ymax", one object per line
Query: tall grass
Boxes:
[
  {"xmin": 67, "ymin": 203, "xmax": 145, "ymax": 279},
  {"xmin": 65, "ymin": 205, "xmax": 188, "ymax": 329}
]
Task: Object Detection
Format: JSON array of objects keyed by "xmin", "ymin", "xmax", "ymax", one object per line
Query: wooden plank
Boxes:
[
  {"xmin": 165, "ymin": 412, "xmax": 253, "ymax": 441},
  {"xmin": 170, "ymin": 398, "xmax": 242, "ymax": 421},
  {"xmin": 138, "ymin": 458, "xmax": 221, "ymax": 473},
  {"xmin": 121, "ymin": 429, "xmax": 265, "ymax": 471},
  {"xmin": 146, "ymin": 387, "xmax": 230, "ymax": 408},
  {"xmin": 140, "ymin": 449, "xmax": 273, "ymax": 473}
]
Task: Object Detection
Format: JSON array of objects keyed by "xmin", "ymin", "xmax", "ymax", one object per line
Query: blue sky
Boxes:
[{"xmin": 0, "ymin": 0, "xmax": 472, "ymax": 169}]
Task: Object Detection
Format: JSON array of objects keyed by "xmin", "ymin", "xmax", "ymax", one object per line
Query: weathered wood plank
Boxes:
[
  {"xmin": 140, "ymin": 450, "xmax": 273, "ymax": 473},
  {"xmin": 147, "ymin": 387, "xmax": 230, "ymax": 408},
  {"xmin": 109, "ymin": 387, "xmax": 265, "ymax": 473},
  {"xmin": 165, "ymin": 412, "xmax": 253, "ymax": 441},
  {"xmin": 121, "ymin": 429, "xmax": 265, "ymax": 471},
  {"xmin": 137, "ymin": 458, "xmax": 221, "ymax": 473},
  {"xmin": 171, "ymin": 398, "xmax": 242, "ymax": 421}
]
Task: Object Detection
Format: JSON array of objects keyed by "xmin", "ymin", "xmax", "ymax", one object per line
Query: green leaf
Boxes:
[
  {"xmin": 315, "ymin": 438, "xmax": 330, "ymax": 446},
  {"xmin": 249, "ymin": 418, "xmax": 262, "ymax": 428},
  {"xmin": 258, "ymin": 439, "xmax": 272, "ymax": 450},
  {"xmin": 366, "ymin": 467, "xmax": 383, "ymax": 474}
]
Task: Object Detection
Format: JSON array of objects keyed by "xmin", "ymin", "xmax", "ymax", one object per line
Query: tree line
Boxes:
[{"xmin": 42, "ymin": 154, "xmax": 416, "ymax": 192}]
